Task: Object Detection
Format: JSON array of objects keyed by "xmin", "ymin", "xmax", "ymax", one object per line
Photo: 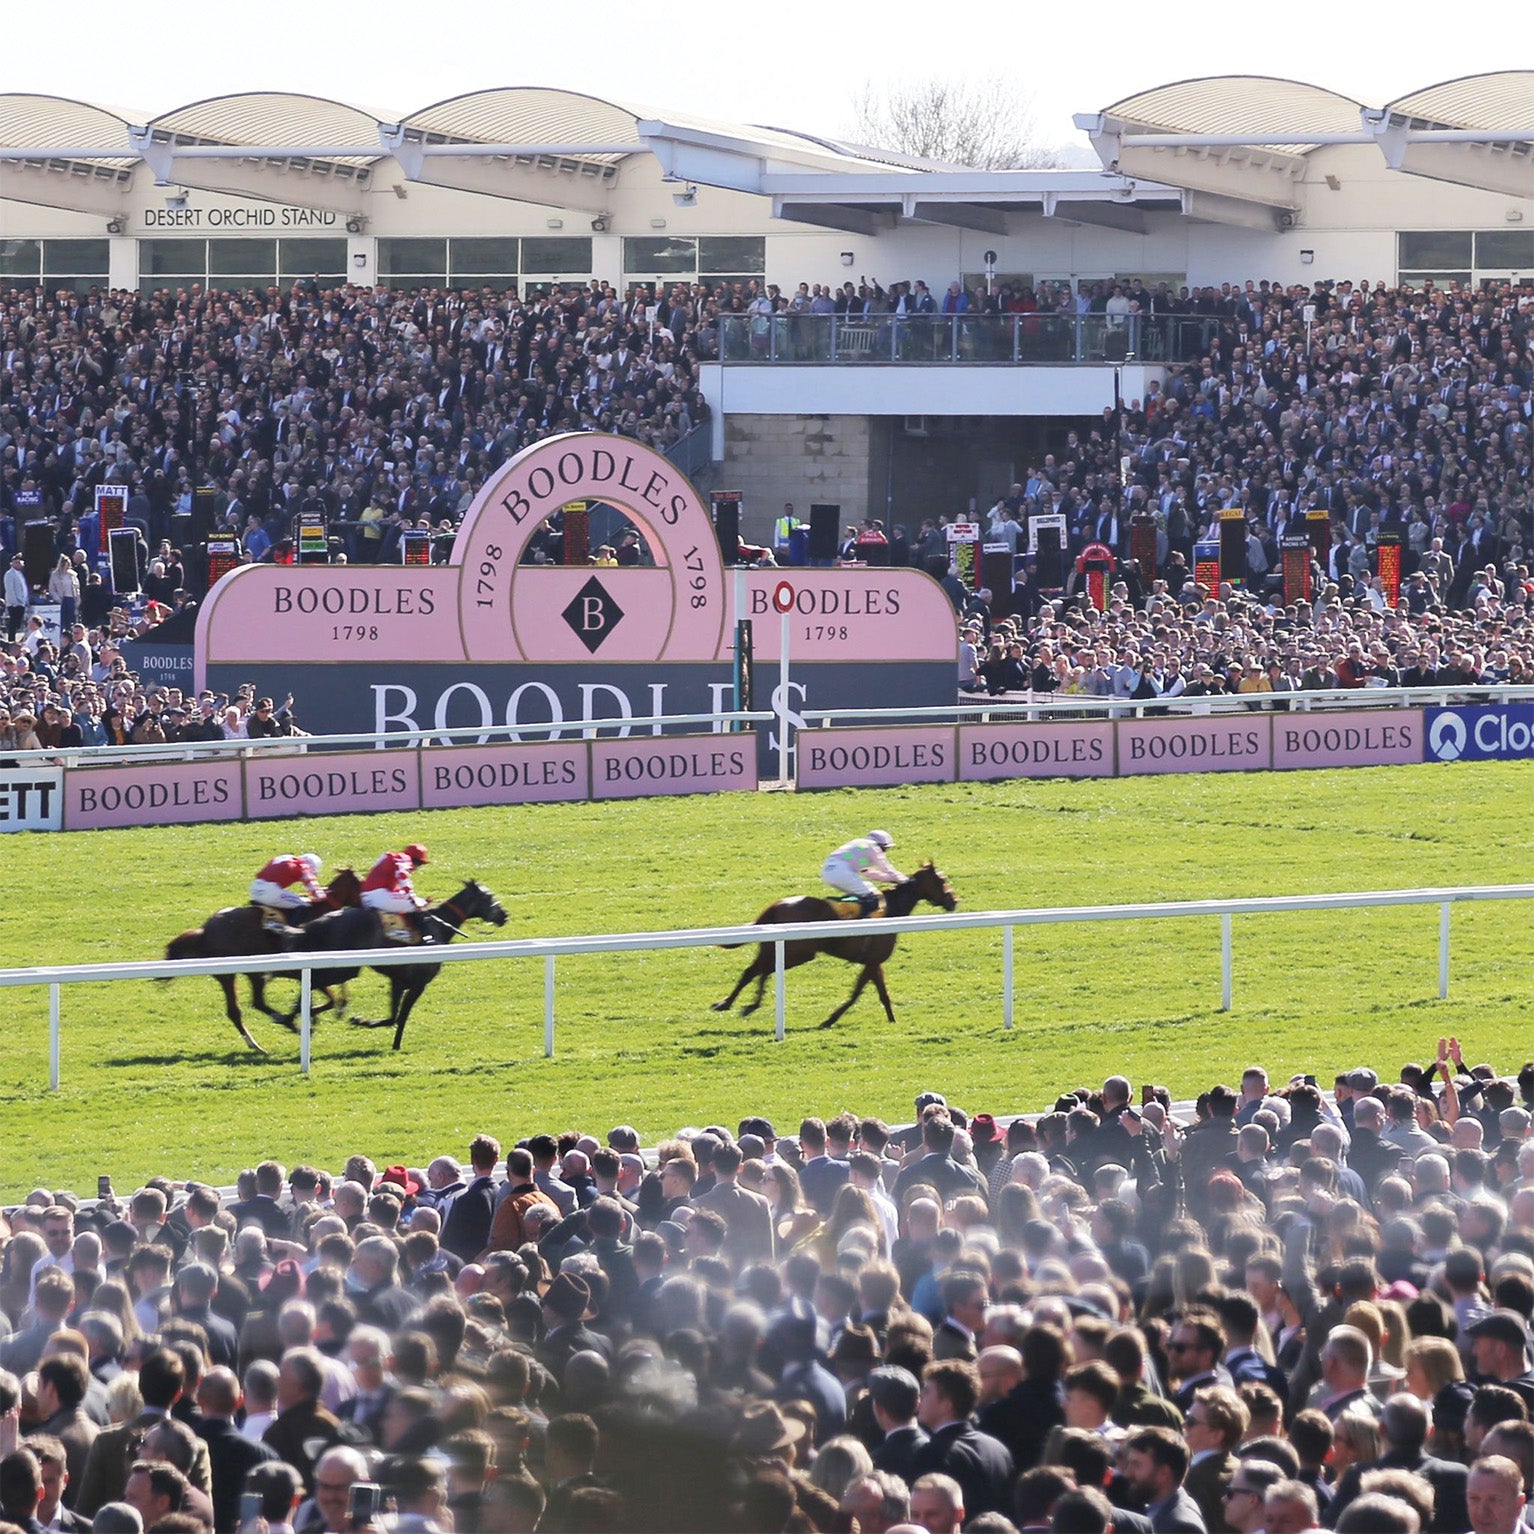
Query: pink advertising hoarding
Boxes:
[
  {"xmin": 591, "ymin": 735, "xmax": 758, "ymax": 800},
  {"xmin": 1272, "ymin": 711, "xmax": 1422, "ymax": 770},
  {"xmin": 958, "ymin": 722, "xmax": 1116, "ymax": 781},
  {"xmin": 797, "ymin": 728, "xmax": 955, "ymax": 790},
  {"xmin": 245, "ymin": 752, "xmax": 422, "ymax": 821},
  {"xmin": 65, "ymin": 760, "xmax": 244, "ymax": 831},
  {"xmin": 421, "ymin": 742, "xmax": 590, "ymax": 809},
  {"xmin": 1117, "ymin": 716, "xmax": 1272, "ymax": 775}
]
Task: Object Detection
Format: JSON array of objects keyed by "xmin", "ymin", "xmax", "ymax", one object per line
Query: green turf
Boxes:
[{"xmin": 0, "ymin": 761, "xmax": 1530, "ymax": 1199}]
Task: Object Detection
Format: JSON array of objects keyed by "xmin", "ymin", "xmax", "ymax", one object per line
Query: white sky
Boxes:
[{"xmin": 6, "ymin": 0, "xmax": 1530, "ymax": 152}]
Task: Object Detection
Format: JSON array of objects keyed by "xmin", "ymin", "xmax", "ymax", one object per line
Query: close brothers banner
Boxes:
[{"xmin": 5, "ymin": 704, "xmax": 1527, "ymax": 832}]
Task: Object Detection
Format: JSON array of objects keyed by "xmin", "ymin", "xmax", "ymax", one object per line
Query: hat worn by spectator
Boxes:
[
  {"xmin": 1346, "ymin": 1068, "xmax": 1379, "ymax": 1092},
  {"xmin": 731, "ymin": 1400, "xmax": 806, "ymax": 1456},
  {"xmin": 915, "ymin": 1092, "xmax": 947, "ymax": 1113},
  {"xmin": 544, "ymin": 1271, "xmax": 592, "ymax": 1322},
  {"xmin": 831, "ymin": 1323, "xmax": 880, "ymax": 1366},
  {"xmin": 607, "ymin": 1125, "xmax": 640, "ymax": 1151},
  {"xmin": 739, "ymin": 1116, "xmax": 776, "ymax": 1140},
  {"xmin": 1467, "ymin": 1309, "xmax": 1532, "ymax": 1354},
  {"xmin": 93, "ymin": 1505, "xmax": 144, "ymax": 1534},
  {"xmin": 970, "ymin": 1113, "xmax": 1001, "ymax": 1145},
  {"xmin": 378, "ymin": 1164, "xmax": 422, "ymax": 1197},
  {"xmin": 259, "ymin": 1258, "xmax": 305, "ymax": 1300}
]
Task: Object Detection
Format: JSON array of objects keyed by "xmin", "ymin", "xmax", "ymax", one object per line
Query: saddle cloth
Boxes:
[
  {"xmin": 378, "ymin": 911, "xmax": 423, "ymax": 945},
  {"xmin": 826, "ymin": 895, "xmax": 884, "ymax": 921},
  {"xmin": 255, "ymin": 904, "xmax": 293, "ymax": 933}
]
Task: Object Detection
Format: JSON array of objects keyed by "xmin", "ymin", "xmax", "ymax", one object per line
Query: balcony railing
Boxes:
[{"xmin": 715, "ymin": 311, "xmax": 1217, "ymax": 365}]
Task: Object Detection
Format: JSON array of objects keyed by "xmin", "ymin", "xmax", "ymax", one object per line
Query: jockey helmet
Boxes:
[
  {"xmin": 867, "ymin": 830, "xmax": 894, "ymax": 850},
  {"xmin": 299, "ymin": 853, "xmax": 322, "ymax": 877},
  {"xmin": 404, "ymin": 843, "xmax": 429, "ymax": 866}
]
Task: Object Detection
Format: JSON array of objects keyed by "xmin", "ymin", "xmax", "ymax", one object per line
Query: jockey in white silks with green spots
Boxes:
[{"xmin": 821, "ymin": 830, "xmax": 904, "ymax": 917}]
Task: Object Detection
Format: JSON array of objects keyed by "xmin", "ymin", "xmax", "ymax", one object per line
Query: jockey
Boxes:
[
  {"xmin": 821, "ymin": 830, "xmax": 903, "ymax": 917},
  {"xmin": 249, "ymin": 854, "xmax": 323, "ymax": 933},
  {"xmin": 361, "ymin": 843, "xmax": 431, "ymax": 942}
]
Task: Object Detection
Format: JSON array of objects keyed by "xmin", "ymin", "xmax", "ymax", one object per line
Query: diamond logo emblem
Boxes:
[{"xmin": 561, "ymin": 576, "xmax": 625, "ymax": 654}]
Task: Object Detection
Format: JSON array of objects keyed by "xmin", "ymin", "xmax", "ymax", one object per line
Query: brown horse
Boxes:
[
  {"xmin": 165, "ymin": 868, "xmax": 363, "ymax": 1052},
  {"xmin": 712, "ymin": 862, "xmax": 956, "ymax": 1028}
]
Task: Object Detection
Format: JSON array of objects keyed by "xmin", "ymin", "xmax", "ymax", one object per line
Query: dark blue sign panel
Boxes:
[{"xmin": 1424, "ymin": 704, "xmax": 1534, "ymax": 763}]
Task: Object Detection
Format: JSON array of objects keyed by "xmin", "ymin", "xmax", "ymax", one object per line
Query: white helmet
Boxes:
[
  {"xmin": 867, "ymin": 830, "xmax": 894, "ymax": 850},
  {"xmin": 299, "ymin": 853, "xmax": 322, "ymax": 877}
]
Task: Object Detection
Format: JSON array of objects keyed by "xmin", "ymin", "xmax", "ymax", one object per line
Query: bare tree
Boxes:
[{"xmin": 851, "ymin": 75, "xmax": 1063, "ymax": 170}]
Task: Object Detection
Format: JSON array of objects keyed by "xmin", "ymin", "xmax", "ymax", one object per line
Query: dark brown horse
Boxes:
[
  {"xmin": 165, "ymin": 869, "xmax": 362, "ymax": 1052},
  {"xmin": 712, "ymin": 862, "xmax": 956, "ymax": 1027}
]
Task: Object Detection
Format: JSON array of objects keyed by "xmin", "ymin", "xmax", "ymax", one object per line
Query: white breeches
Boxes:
[
  {"xmin": 250, "ymin": 881, "xmax": 305, "ymax": 908},
  {"xmin": 821, "ymin": 857, "xmax": 876, "ymax": 898},
  {"xmin": 362, "ymin": 889, "xmax": 417, "ymax": 913}
]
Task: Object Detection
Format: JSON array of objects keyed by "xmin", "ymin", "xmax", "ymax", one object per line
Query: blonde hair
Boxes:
[{"xmin": 1404, "ymin": 1335, "xmax": 1464, "ymax": 1395}]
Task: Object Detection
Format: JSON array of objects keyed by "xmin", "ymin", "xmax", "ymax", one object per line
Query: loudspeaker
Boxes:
[
  {"xmin": 712, "ymin": 493, "xmax": 741, "ymax": 566},
  {"xmin": 170, "ymin": 512, "xmax": 194, "ymax": 551},
  {"xmin": 1219, "ymin": 513, "xmax": 1249, "ymax": 588},
  {"xmin": 109, "ymin": 527, "xmax": 142, "ymax": 593},
  {"xmin": 981, "ymin": 550, "xmax": 1015, "ymax": 617},
  {"xmin": 191, "ymin": 487, "xmax": 218, "ymax": 543},
  {"xmin": 808, "ymin": 503, "xmax": 840, "ymax": 563},
  {"xmin": 23, "ymin": 521, "xmax": 53, "ymax": 590}
]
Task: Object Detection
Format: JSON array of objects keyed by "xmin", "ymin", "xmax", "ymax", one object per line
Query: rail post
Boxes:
[
  {"xmin": 1002, "ymin": 925, "xmax": 1014, "ymax": 1030},
  {"xmin": 1221, "ymin": 913, "xmax": 1233, "ymax": 1011},
  {"xmin": 49, "ymin": 983, "xmax": 60, "ymax": 1091},
  {"xmin": 774, "ymin": 941, "xmax": 786, "ymax": 1042},
  {"xmin": 545, "ymin": 956, "xmax": 556, "ymax": 1058},
  {"xmin": 300, "ymin": 968, "xmax": 313, "ymax": 1075},
  {"xmin": 1439, "ymin": 902, "xmax": 1451, "ymax": 999}
]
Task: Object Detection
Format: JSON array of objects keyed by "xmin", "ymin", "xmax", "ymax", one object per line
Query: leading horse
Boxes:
[
  {"xmin": 165, "ymin": 869, "xmax": 363, "ymax": 1052},
  {"xmin": 279, "ymin": 879, "xmax": 508, "ymax": 1051},
  {"xmin": 712, "ymin": 861, "xmax": 956, "ymax": 1027}
]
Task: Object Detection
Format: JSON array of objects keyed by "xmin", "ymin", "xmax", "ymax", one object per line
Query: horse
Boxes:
[
  {"xmin": 712, "ymin": 861, "xmax": 956, "ymax": 1028},
  {"xmin": 278, "ymin": 880, "xmax": 508, "ymax": 1051},
  {"xmin": 164, "ymin": 869, "xmax": 363, "ymax": 1052}
]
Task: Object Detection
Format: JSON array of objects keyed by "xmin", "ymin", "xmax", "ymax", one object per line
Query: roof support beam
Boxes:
[
  {"xmin": 1042, "ymin": 194, "xmax": 1148, "ymax": 233},
  {"xmin": 771, "ymin": 199, "xmax": 893, "ymax": 235},
  {"xmin": 0, "ymin": 163, "xmax": 133, "ymax": 218},
  {"xmin": 1181, "ymin": 190, "xmax": 1290, "ymax": 231},
  {"xmin": 907, "ymin": 199, "xmax": 1010, "ymax": 234}
]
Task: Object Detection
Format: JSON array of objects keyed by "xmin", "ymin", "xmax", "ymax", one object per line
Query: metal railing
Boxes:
[
  {"xmin": 664, "ymin": 419, "xmax": 717, "ymax": 479},
  {"xmin": 1, "ymin": 884, "xmax": 1528, "ymax": 1086},
  {"xmin": 716, "ymin": 312, "xmax": 1218, "ymax": 365}
]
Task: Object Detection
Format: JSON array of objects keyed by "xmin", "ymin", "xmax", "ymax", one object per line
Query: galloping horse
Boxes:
[
  {"xmin": 279, "ymin": 879, "xmax": 508, "ymax": 1051},
  {"xmin": 165, "ymin": 869, "xmax": 363, "ymax": 1052},
  {"xmin": 712, "ymin": 861, "xmax": 956, "ymax": 1028}
]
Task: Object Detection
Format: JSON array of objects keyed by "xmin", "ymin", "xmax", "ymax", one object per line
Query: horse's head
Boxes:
[
  {"xmin": 464, "ymin": 879, "xmax": 509, "ymax": 927},
  {"xmin": 913, "ymin": 860, "xmax": 957, "ymax": 912},
  {"xmin": 326, "ymin": 867, "xmax": 363, "ymax": 908}
]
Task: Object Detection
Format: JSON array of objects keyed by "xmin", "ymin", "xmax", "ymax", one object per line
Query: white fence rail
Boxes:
[{"xmin": 1, "ymin": 884, "xmax": 1530, "ymax": 1088}]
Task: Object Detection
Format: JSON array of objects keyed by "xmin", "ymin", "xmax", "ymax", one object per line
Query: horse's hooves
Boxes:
[
  {"xmin": 710, "ymin": 1000, "xmax": 730, "ymax": 1013},
  {"xmin": 818, "ymin": 1019, "xmax": 836, "ymax": 1029},
  {"xmin": 240, "ymin": 1035, "xmax": 267, "ymax": 1054},
  {"xmin": 740, "ymin": 1003, "xmax": 760, "ymax": 1017},
  {"xmin": 349, "ymin": 1017, "xmax": 386, "ymax": 1028}
]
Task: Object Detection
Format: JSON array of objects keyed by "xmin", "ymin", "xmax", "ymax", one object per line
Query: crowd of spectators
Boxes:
[{"xmin": 7, "ymin": 1041, "xmax": 1534, "ymax": 1532}]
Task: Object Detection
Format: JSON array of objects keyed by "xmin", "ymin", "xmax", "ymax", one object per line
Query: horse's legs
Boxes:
[
  {"xmin": 869, "ymin": 964, "xmax": 897, "ymax": 1023},
  {"xmin": 247, "ymin": 973, "xmax": 288, "ymax": 1022},
  {"xmin": 218, "ymin": 976, "xmax": 265, "ymax": 1054},
  {"xmin": 391, "ymin": 980, "xmax": 426, "ymax": 1051},
  {"xmin": 713, "ymin": 953, "xmax": 767, "ymax": 1013},
  {"xmin": 819, "ymin": 966, "xmax": 873, "ymax": 1029},
  {"xmin": 738, "ymin": 966, "xmax": 771, "ymax": 1017}
]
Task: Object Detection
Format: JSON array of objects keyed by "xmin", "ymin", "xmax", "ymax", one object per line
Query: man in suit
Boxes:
[
  {"xmin": 932, "ymin": 1271, "xmax": 986, "ymax": 1364},
  {"xmin": 537, "ymin": 1274, "xmax": 611, "ymax": 1384},
  {"xmin": 910, "ymin": 1361, "xmax": 1014, "ymax": 1521},
  {"xmin": 441, "ymin": 1136, "xmax": 499, "ymax": 1263},
  {"xmin": 869, "ymin": 1366, "xmax": 928, "ymax": 1484},
  {"xmin": 1182, "ymin": 1386, "xmax": 1246, "ymax": 1533},
  {"xmin": 1168, "ymin": 1313, "xmax": 1234, "ymax": 1415},
  {"xmin": 194, "ymin": 1366, "xmax": 277, "ymax": 1534},
  {"xmin": 33, "ymin": 1357, "xmax": 97, "ymax": 1501},
  {"xmin": 338, "ymin": 1326, "xmax": 393, "ymax": 1445},
  {"xmin": 262, "ymin": 1348, "xmax": 343, "ymax": 1493},
  {"xmin": 698, "ymin": 1142, "xmax": 773, "ymax": 1268},
  {"xmin": 171, "ymin": 1264, "xmax": 239, "ymax": 1372},
  {"xmin": 1123, "ymin": 1427, "xmax": 1207, "ymax": 1533},
  {"xmin": 0, "ymin": 1445, "xmax": 51, "ymax": 1534},
  {"xmin": 1322, "ymin": 1393, "xmax": 1467, "ymax": 1532},
  {"xmin": 345, "ymin": 1239, "xmax": 416, "ymax": 1332},
  {"xmin": 22, "ymin": 1435, "xmax": 91, "ymax": 1533},
  {"xmin": 1220, "ymin": 1460, "xmax": 1288, "ymax": 1534},
  {"xmin": 1, "ymin": 1270, "xmax": 73, "ymax": 1376}
]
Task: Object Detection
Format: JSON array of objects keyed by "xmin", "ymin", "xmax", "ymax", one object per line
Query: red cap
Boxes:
[
  {"xmin": 403, "ymin": 843, "xmax": 429, "ymax": 866},
  {"xmin": 378, "ymin": 1164, "xmax": 421, "ymax": 1197}
]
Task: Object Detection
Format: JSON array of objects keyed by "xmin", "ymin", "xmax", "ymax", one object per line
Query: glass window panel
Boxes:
[
  {"xmin": 450, "ymin": 237, "xmax": 520, "ymax": 275},
  {"xmin": 0, "ymin": 240, "xmax": 43, "ymax": 277},
  {"xmin": 520, "ymin": 236, "xmax": 592, "ymax": 273},
  {"xmin": 1398, "ymin": 231, "xmax": 1472, "ymax": 270},
  {"xmin": 141, "ymin": 239, "xmax": 207, "ymax": 276},
  {"xmin": 41, "ymin": 275, "xmax": 105, "ymax": 294},
  {"xmin": 1475, "ymin": 230, "xmax": 1534, "ymax": 268},
  {"xmin": 208, "ymin": 275, "xmax": 273, "ymax": 293},
  {"xmin": 42, "ymin": 239, "xmax": 110, "ymax": 274},
  {"xmin": 698, "ymin": 236, "xmax": 764, "ymax": 274},
  {"xmin": 623, "ymin": 236, "xmax": 696, "ymax": 274},
  {"xmin": 451, "ymin": 273, "xmax": 520, "ymax": 293},
  {"xmin": 208, "ymin": 238, "xmax": 277, "ymax": 276},
  {"xmin": 279, "ymin": 238, "xmax": 348, "ymax": 276},
  {"xmin": 1399, "ymin": 271, "xmax": 1472, "ymax": 290},
  {"xmin": 377, "ymin": 238, "xmax": 446, "ymax": 278}
]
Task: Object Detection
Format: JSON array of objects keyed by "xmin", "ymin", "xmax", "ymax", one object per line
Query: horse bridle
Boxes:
[{"xmin": 422, "ymin": 894, "xmax": 469, "ymax": 932}]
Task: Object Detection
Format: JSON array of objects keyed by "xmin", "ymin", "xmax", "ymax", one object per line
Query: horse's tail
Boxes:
[{"xmin": 163, "ymin": 929, "xmax": 204, "ymax": 978}]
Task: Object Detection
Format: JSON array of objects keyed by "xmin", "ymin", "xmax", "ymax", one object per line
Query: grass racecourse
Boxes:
[{"xmin": 0, "ymin": 760, "xmax": 1530, "ymax": 1199}]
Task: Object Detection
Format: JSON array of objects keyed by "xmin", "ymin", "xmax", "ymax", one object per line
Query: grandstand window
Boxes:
[
  {"xmin": 0, "ymin": 239, "xmax": 43, "ymax": 277},
  {"xmin": 624, "ymin": 235, "xmax": 765, "ymax": 288},
  {"xmin": 43, "ymin": 239, "xmax": 110, "ymax": 275},
  {"xmin": 624, "ymin": 236, "xmax": 697, "ymax": 276},
  {"xmin": 698, "ymin": 236, "xmax": 765, "ymax": 280},
  {"xmin": 279, "ymin": 237, "xmax": 347, "ymax": 282},
  {"xmin": 377, "ymin": 237, "xmax": 447, "ymax": 288},
  {"xmin": 208, "ymin": 238, "xmax": 277, "ymax": 279},
  {"xmin": 450, "ymin": 237, "xmax": 520, "ymax": 276},
  {"xmin": 519, "ymin": 236, "xmax": 593, "ymax": 282},
  {"xmin": 1398, "ymin": 231, "xmax": 1473, "ymax": 272},
  {"xmin": 140, "ymin": 238, "xmax": 208, "ymax": 289},
  {"xmin": 1474, "ymin": 229, "xmax": 1534, "ymax": 269}
]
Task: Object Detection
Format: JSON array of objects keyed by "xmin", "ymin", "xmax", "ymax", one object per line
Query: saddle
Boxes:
[
  {"xmin": 254, "ymin": 904, "xmax": 292, "ymax": 936},
  {"xmin": 827, "ymin": 895, "xmax": 884, "ymax": 921},
  {"xmin": 378, "ymin": 911, "xmax": 423, "ymax": 945}
]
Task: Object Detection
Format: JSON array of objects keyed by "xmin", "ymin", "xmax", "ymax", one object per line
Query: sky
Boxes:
[{"xmin": 7, "ymin": 0, "xmax": 1531, "ymax": 156}]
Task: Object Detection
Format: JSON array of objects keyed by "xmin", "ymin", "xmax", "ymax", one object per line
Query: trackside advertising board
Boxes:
[{"xmin": 1424, "ymin": 703, "xmax": 1534, "ymax": 763}]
